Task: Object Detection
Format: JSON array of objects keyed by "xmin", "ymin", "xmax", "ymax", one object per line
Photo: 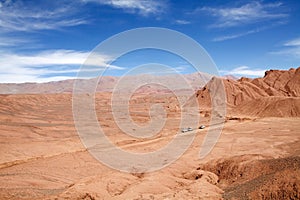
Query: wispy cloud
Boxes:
[
  {"xmin": 82, "ymin": 0, "xmax": 166, "ymax": 16},
  {"xmin": 0, "ymin": 49, "xmax": 124, "ymax": 83},
  {"xmin": 0, "ymin": 74, "xmax": 78, "ymax": 84},
  {"xmin": 270, "ymin": 37, "xmax": 300, "ymax": 58},
  {"xmin": 212, "ymin": 20, "xmax": 287, "ymax": 42},
  {"xmin": 0, "ymin": 35, "xmax": 30, "ymax": 47},
  {"xmin": 221, "ymin": 66, "xmax": 266, "ymax": 77},
  {"xmin": 284, "ymin": 37, "xmax": 300, "ymax": 47},
  {"xmin": 0, "ymin": 0, "xmax": 87, "ymax": 32},
  {"xmin": 174, "ymin": 20, "xmax": 191, "ymax": 25},
  {"xmin": 213, "ymin": 29, "xmax": 259, "ymax": 42},
  {"xmin": 199, "ymin": 1, "xmax": 288, "ymax": 28},
  {"xmin": 174, "ymin": 65, "xmax": 188, "ymax": 73}
]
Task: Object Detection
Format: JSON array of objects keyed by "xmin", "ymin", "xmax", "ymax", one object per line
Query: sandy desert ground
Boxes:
[{"xmin": 0, "ymin": 68, "xmax": 300, "ymax": 199}]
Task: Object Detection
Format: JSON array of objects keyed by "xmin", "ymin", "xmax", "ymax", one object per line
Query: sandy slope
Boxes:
[{"xmin": 233, "ymin": 96, "xmax": 300, "ymax": 117}]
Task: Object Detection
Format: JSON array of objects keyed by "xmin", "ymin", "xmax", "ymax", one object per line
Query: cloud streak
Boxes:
[
  {"xmin": 213, "ymin": 29, "xmax": 259, "ymax": 42},
  {"xmin": 82, "ymin": 0, "xmax": 166, "ymax": 16},
  {"xmin": 221, "ymin": 66, "xmax": 266, "ymax": 77},
  {"xmin": 212, "ymin": 20, "xmax": 287, "ymax": 42},
  {"xmin": 0, "ymin": 0, "xmax": 87, "ymax": 32},
  {"xmin": 0, "ymin": 35, "xmax": 31, "ymax": 47},
  {"xmin": 200, "ymin": 1, "xmax": 288, "ymax": 28},
  {"xmin": 174, "ymin": 20, "xmax": 191, "ymax": 25},
  {"xmin": 270, "ymin": 37, "xmax": 300, "ymax": 58},
  {"xmin": 284, "ymin": 37, "xmax": 300, "ymax": 47},
  {"xmin": 0, "ymin": 49, "xmax": 124, "ymax": 83}
]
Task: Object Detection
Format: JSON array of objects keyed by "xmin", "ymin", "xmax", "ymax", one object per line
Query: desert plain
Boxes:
[{"xmin": 0, "ymin": 67, "xmax": 300, "ymax": 199}]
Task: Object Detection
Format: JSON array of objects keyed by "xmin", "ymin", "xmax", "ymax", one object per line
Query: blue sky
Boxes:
[{"xmin": 0, "ymin": 0, "xmax": 299, "ymax": 83}]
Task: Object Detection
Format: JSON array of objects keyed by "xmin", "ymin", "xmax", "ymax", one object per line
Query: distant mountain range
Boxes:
[{"xmin": 0, "ymin": 72, "xmax": 233, "ymax": 94}]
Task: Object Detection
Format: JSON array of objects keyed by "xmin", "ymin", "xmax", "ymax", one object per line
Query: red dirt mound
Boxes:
[{"xmin": 201, "ymin": 155, "xmax": 300, "ymax": 200}]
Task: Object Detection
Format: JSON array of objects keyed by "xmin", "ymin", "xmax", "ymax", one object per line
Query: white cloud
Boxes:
[
  {"xmin": 199, "ymin": 2, "xmax": 288, "ymax": 28},
  {"xmin": 284, "ymin": 37, "xmax": 300, "ymax": 46},
  {"xmin": 212, "ymin": 21, "xmax": 287, "ymax": 42},
  {"xmin": 0, "ymin": 35, "xmax": 30, "ymax": 47},
  {"xmin": 122, "ymin": 64, "xmax": 189, "ymax": 76},
  {"xmin": 0, "ymin": 74, "xmax": 77, "ymax": 84},
  {"xmin": 221, "ymin": 66, "xmax": 266, "ymax": 77},
  {"xmin": 82, "ymin": 0, "xmax": 166, "ymax": 16},
  {"xmin": 271, "ymin": 37, "xmax": 300, "ymax": 58},
  {"xmin": 0, "ymin": 1, "xmax": 87, "ymax": 32},
  {"xmin": 0, "ymin": 49, "xmax": 124, "ymax": 83},
  {"xmin": 271, "ymin": 47, "xmax": 300, "ymax": 58},
  {"xmin": 213, "ymin": 29, "xmax": 259, "ymax": 42},
  {"xmin": 174, "ymin": 65, "xmax": 188, "ymax": 73},
  {"xmin": 175, "ymin": 20, "xmax": 191, "ymax": 25}
]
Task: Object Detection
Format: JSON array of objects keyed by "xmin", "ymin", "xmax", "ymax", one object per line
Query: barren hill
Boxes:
[{"xmin": 192, "ymin": 67, "xmax": 300, "ymax": 117}]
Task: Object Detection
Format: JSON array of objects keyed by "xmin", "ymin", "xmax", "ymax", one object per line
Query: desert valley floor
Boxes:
[{"xmin": 0, "ymin": 68, "xmax": 300, "ymax": 199}]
